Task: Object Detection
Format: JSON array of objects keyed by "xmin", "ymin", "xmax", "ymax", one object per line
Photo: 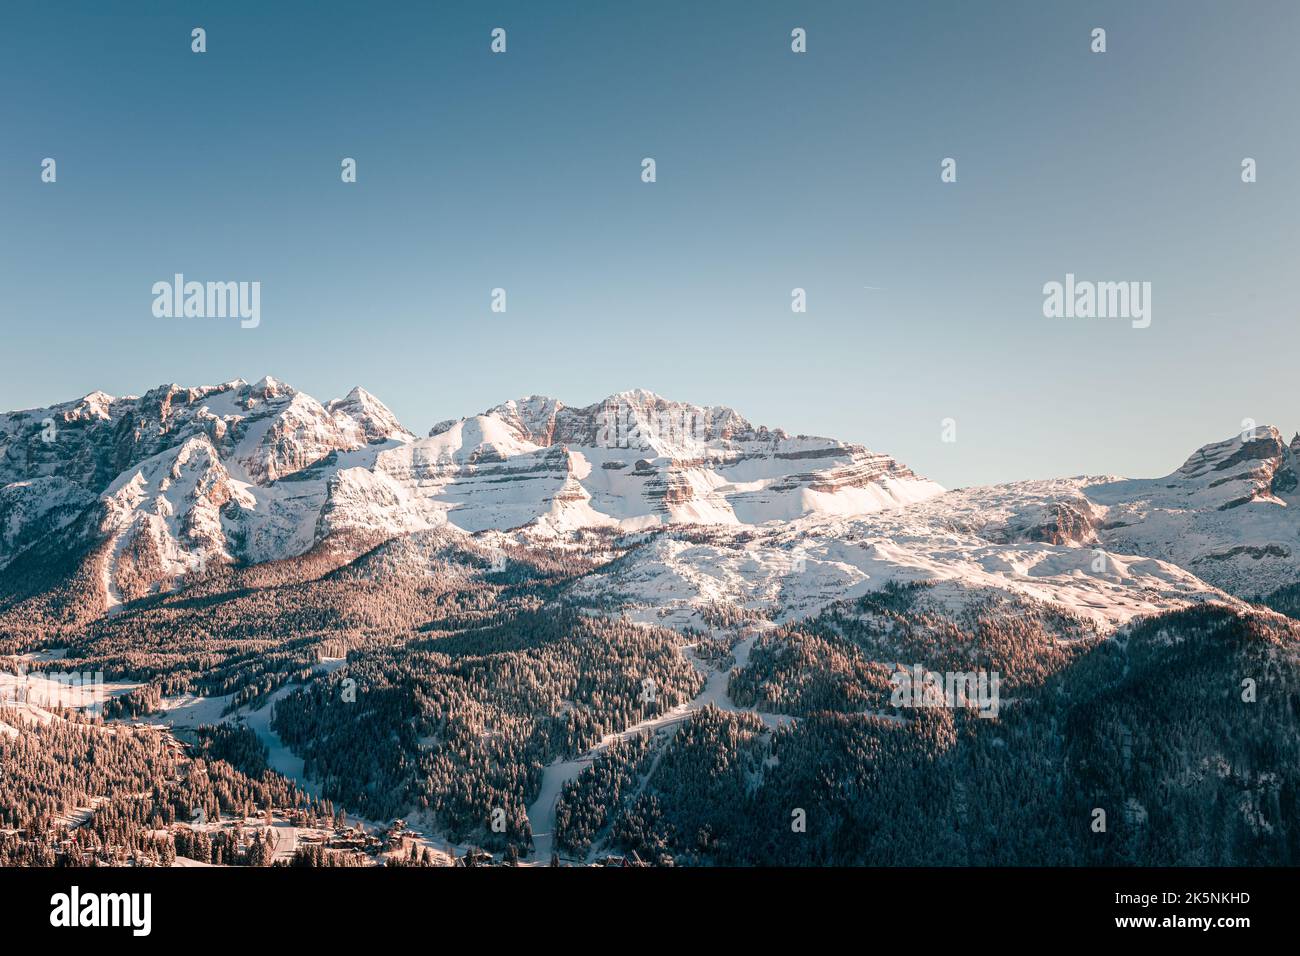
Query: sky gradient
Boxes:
[{"xmin": 2, "ymin": 0, "xmax": 1297, "ymax": 488}]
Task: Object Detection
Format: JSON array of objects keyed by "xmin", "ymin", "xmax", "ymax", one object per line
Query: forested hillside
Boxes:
[{"xmin": 558, "ymin": 602, "xmax": 1300, "ymax": 865}]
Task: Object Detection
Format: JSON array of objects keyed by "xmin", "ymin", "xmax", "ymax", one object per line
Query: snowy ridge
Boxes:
[{"xmin": 572, "ymin": 510, "xmax": 1245, "ymax": 635}]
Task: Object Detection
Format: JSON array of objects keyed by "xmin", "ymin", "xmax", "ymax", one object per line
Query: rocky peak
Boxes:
[
  {"xmin": 483, "ymin": 395, "xmax": 567, "ymax": 446},
  {"xmin": 73, "ymin": 391, "xmax": 118, "ymax": 421},
  {"xmin": 1170, "ymin": 426, "xmax": 1293, "ymax": 509},
  {"xmin": 1176, "ymin": 426, "xmax": 1284, "ymax": 478},
  {"xmin": 249, "ymin": 375, "xmax": 294, "ymax": 400},
  {"xmin": 328, "ymin": 386, "xmax": 412, "ymax": 444}
]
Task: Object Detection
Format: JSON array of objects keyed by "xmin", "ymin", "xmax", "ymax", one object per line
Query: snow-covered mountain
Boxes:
[
  {"xmin": 0, "ymin": 377, "xmax": 416, "ymax": 605},
  {"xmin": 0, "ymin": 379, "xmax": 942, "ymax": 607}
]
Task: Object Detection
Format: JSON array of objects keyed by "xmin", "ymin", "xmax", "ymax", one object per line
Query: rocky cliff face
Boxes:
[
  {"xmin": 483, "ymin": 389, "xmax": 777, "ymax": 453},
  {"xmin": 1170, "ymin": 427, "xmax": 1297, "ymax": 509},
  {"xmin": 462, "ymin": 389, "xmax": 943, "ymax": 526}
]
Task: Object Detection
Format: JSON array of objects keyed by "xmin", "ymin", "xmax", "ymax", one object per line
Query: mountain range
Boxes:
[{"xmin": 1, "ymin": 377, "xmax": 1297, "ymax": 630}]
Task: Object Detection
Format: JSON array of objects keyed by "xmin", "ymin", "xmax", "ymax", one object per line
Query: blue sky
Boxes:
[{"xmin": 1, "ymin": 0, "xmax": 1296, "ymax": 488}]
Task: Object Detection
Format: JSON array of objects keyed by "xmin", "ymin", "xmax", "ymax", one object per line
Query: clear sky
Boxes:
[{"xmin": 2, "ymin": 0, "xmax": 1296, "ymax": 488}]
